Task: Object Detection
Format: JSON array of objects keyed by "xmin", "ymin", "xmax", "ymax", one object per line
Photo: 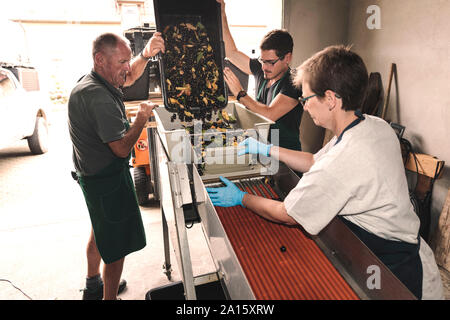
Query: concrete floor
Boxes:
[{"xmin": 1, "ymin": 107, "xmax": 449, "ymax": 300}]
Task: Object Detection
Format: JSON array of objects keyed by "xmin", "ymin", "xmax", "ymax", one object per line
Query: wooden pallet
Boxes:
[{"xmin": 405, "ymin": 153, "xmax": 445, "ymax": 179}]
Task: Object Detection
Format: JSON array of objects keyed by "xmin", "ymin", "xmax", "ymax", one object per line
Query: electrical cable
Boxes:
[{"xmin": 0, "ymin": 279, "xmax": 33, "ymax": 300}]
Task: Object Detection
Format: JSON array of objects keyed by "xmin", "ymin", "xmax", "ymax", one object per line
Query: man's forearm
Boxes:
[
  {"xmin": 221, "ymin": 4, "xmax": 238, "ymax": 57},
  {"xmin": 124, "ymin": 55, "xmax": 148, "ymax": 87},
  {"xmin": 108, "ymin": 114, "xmax": 147, "ymax": 158},
  {"xmin": 125, "ymin": 31, "xmax": 165, "ymax": 87},
  {"xmin": 220, "ymin": 2, "xmax": 251, "ymax": 74},
  {"xmin": 239, "ymin": 94, "xmax": 271, "ymax": 118}
]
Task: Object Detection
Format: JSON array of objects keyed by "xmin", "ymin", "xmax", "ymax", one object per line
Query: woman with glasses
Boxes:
[
  {"xmin": 218, "ymin": 0, "xmax": 303, "ymax": 154},
  {"xmin": 207, "ymin": 45, "xmax": 443, "ymax": 300}
]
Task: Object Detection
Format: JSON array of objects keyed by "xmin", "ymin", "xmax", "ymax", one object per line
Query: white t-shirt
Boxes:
[
  {"xmin": 284, "ymin": 115, "xmax": 443, "ymax": 299},
  {"xmin": 285, "ymin": 115, "xmax": 419, "ymax": 242}
]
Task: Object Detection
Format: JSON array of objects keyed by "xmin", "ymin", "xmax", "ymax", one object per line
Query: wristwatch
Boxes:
[
  {"xmin": 140, "ymin": 51, "xmax": 151, "ymax": 61},
  {"xmin": 236, "ymin": 90, "xmax": 247, "ymax": 101}
]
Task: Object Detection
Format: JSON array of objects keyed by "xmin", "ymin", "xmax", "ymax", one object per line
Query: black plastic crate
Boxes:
[{"xmin": 153, "ymin": 0, "xmax": 228, "ymax": 113}]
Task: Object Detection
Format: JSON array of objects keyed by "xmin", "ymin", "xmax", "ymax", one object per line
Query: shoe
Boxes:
[{"xmin": 81, "ymin": 279, "xmax": 127, "ymax": 300}]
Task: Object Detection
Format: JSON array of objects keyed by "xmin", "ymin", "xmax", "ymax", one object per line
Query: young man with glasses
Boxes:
[{"xmin": 218, "ymin": 0, "xmax": 303, "ymax": 153}]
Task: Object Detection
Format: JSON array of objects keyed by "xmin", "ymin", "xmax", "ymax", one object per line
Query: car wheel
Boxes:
[
  {"xmin": 27, "ymin": 116, "xmax": 49, "ymax": 154},
  {"xmin": 134, "ymin": 166, "xmax": 152, "ymax": 205}
]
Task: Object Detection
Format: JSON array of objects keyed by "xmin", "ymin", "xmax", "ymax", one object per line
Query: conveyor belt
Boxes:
[{"xmin": 214, "ymin": 179, "xmax": 359, "ymax": 300}]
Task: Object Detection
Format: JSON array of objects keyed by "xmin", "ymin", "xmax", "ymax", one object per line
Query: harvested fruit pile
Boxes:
[
  {"xmin": 162, "ymin": 21, "xmax": 226, "ymax": 122},
  {"xmin": 183, "ymin": 110, "xmax": 237, "ymax": 134},
  {"xmin": 183, "ymin": 110, "xmax": 248, "ymax": 163}
]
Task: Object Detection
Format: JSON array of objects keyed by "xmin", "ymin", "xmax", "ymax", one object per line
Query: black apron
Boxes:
[
  {"xmin": 77, "ymin": 121, "xmax": 146, "ymax": 264},
  {"xmin": 336, "ymin": 111, "xmax": 423, "ymax": 299},
  {"xmin": 340, "ymin": 217, "xmax": 422, "ymax": 299}
]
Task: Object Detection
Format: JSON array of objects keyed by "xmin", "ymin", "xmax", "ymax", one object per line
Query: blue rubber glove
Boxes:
[
  {"xmin": 238, "ymin": 137, "xmax": 272, "ymax": 157},
  {"xmin": 206, "ymin": 176, "xmax": 247, "ymax": 207}
]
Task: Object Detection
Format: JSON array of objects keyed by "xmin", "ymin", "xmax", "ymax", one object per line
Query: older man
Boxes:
[{"xmin": 68, "ymin": 32, "xmax": 164, "ymax": 300}]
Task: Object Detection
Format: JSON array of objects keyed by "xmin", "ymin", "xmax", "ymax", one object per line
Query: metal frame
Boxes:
[{"xmin": 152, "ymin": 130, "xmax": 197, "ymax": 299}]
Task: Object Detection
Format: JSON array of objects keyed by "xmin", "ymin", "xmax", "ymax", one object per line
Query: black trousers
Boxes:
[{"xmin": 340, "ymin": 217, "xmax": 423, "ymax": 299}]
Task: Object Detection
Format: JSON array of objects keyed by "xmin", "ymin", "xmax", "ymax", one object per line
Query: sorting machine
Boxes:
[{"xmin": 145, "ymin": 102, "xmax": 417, "ymax": 300}]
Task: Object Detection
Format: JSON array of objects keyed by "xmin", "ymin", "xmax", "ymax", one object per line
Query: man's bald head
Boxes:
[{"xmin": 92, "ymin": 33, "xmax": 129, "ymax": 60}]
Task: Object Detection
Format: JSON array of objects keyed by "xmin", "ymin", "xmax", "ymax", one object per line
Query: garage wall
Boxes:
[
  {"xmin": 346, "ymin": 0, "xmax": 450, "ymax": 242},
  {"xmin": 283, "ymin": 0, "xmax": 350, "ymax": 68},
  {"xmin": 347, "ymin": 0, "xmax": 450, "ymax": 160},
  {"xmin": 283, "ymin": 0, "xmax": 351, "ymax": 153},
  {"xmin": 284, "ymin": 0, "xmax": 450, "ymax": 239}
]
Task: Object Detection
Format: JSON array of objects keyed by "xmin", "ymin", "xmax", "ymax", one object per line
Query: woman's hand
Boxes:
[
  {"xmin": 206, "ymin": 176, "xmax": 247, "ymax": 207},
  {"xmin": 238, "ymin": 137, "xmax": 272, "ymax": 157}
]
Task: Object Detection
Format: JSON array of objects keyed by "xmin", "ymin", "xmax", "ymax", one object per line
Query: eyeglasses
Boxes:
[
  {"xmin": 298, "ymin": 94, "xmax": 317, "ymax": 107},
  {"xmin": 298, "ymin": 92, "xmax": 342, "ymax": 107},
  {"xmin": 258, "ymin": 55, "xmax": 285, "ymax": 66}
]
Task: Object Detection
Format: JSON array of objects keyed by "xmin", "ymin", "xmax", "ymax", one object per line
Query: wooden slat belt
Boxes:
[{"xmin": 215, "ymin": 180, "xmax": 359, "ymax": 300}]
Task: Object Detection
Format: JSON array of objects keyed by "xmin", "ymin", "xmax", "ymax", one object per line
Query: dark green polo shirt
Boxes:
[
  {"xmin": 249, "ymin": 58, "xmax": 303, "ymax": 151},
  {"xmin": 68, "ymin": 70, "xmax": 128, "ymax": 176}
]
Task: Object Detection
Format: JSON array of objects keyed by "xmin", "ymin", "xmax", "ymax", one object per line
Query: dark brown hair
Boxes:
[
  {"xmin": 294, "ymin": 45, "xmax": 369, "ymax": 111},
  {"xmin": 260, "ymin": 29, "xmax": 293, "ymax": 58}
]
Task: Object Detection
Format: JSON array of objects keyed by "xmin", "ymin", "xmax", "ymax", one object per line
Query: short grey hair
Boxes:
[{"xmin": 92, "ymin": 33, "xmax": 128, "ymax": 59}]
